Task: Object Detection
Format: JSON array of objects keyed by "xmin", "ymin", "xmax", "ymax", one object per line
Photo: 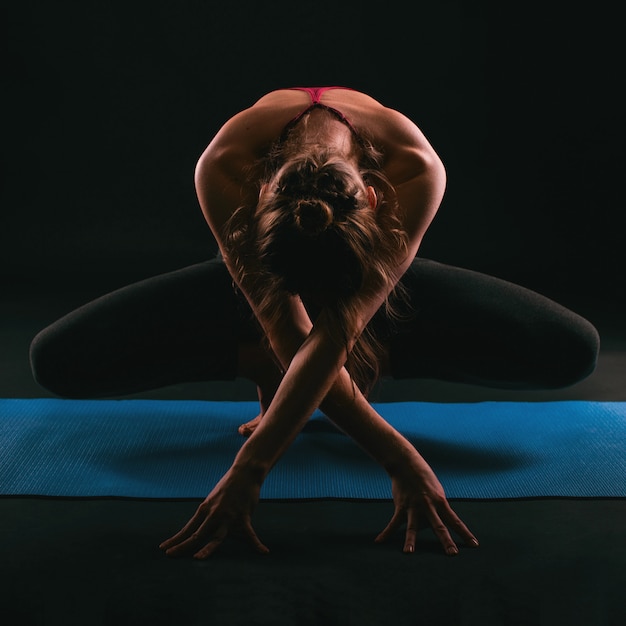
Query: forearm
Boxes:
[
  {"xmin": 234, "ymin": 345, "xmax": 420, "ymax": 487},
  {"xmin": 232, "ymin": 329, "xmax": 345, "ymax": 479},
  {"xmin": 270, "ymin": 321, "xmax": 417, "ymax": 468},
  {"xmin": 320, "ymin": 369, "xmax": 421, "ymax": 476},
  {"xmin": 261, "ymin": 326, "xmax": 419, "ymax": 478}
]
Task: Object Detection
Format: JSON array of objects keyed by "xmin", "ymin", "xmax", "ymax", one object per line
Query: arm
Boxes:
[
  {"xmin": 233, "ymin": 151, "xmax": 476, "ymax": 555},
  {"xmin": 161, "ymin": 116, "xmax": 478, "ymax": 557},
  {"xmin": 236, "ymin": 148, "xmax": 443, "ymax": 459},
  {"xmin": 234, "ymin": 140, "xmax": 446, "ymax": 471}
]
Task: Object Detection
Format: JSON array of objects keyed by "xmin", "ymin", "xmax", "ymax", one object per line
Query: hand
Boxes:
[
  {"xmin": 375, "ymin": 456, "xmax": 479, "ymax": 556},
  {"xmin": 159, "ymin": 469, "xmax": 270, "ymax": 559}
]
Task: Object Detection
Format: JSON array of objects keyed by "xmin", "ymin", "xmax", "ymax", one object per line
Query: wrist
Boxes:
[
  {"xmin": 381, "ymin": 441, "xmax": 421, "ymax": 476},
  {"xmin": 231, "ymin": 453, "xmax": 269, "ymax": 486}
]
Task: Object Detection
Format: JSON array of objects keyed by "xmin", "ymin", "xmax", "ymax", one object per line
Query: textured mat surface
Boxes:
[{"xmin": 1, "ymin": 399, "xmax": 624, "ymax": 499}]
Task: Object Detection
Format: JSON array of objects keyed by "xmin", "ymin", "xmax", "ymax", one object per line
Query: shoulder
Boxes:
[
  {"xmin": 202, "ymin": 107, "xmax": 283, "ymax": 162},
  {"xmin": 194, "ymin": 102, "xmax": 286, "ymax": 206},
  {"xmin": 350, "ymin": 108, "xmax": 443, "ymax": 192},
  {"xmin": 315, "ymin": 91, "xmax": 444, "ymax": 184}
]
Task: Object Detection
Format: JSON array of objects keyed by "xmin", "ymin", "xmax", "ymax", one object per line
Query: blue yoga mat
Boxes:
[{"xmin": 1, "ymin": 399, "xmax": 624, "ymax": 499}]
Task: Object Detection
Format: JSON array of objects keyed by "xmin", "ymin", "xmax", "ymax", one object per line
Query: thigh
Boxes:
[
  {"xmin": 30, "ymin": 259, "xmax": 262, "ymax": 397},
  {"xmin": 385, "ymin": 258, "xmax": 599, "ymax": 389}
]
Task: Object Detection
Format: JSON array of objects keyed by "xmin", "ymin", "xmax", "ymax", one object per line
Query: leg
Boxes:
[
  {"xmin": 29, "ymin": 259, "xmax": 254, "ymax": 397},
  {"xmin": 384, "ymin": 258, "xmax": 600, "ymax": 388}
]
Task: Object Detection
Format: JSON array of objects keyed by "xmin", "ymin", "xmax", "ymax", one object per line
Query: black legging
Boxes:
[{"xmin": 29, "ymin": 257, "xmax": 600, "ymax": 398}]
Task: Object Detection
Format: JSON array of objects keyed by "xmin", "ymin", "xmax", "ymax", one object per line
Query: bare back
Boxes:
[
  {"xmin": 220, "ymin": 88, "xmax": 438, "ymax": 184},
  {"xmin": 196, "ymin": 88, "xmax": 446, "ymax": 247}
]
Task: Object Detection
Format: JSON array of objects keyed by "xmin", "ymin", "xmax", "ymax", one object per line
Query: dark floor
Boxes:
[
  {"xmin": 2, "ymin": 498, "xmax": 625, "ymax": 626},
  {"xmin": 1, "ymin": 290, "xmax": 625, "ymax": 626}
]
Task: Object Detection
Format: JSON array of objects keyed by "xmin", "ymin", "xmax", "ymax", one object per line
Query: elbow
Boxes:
[
  {"xmin": 422, "ymin": 148, "xmax": 447, "ymax": 195},
  {"xmin": 402, "ymin": 147, "xmax": 447, "ymax": 200}
]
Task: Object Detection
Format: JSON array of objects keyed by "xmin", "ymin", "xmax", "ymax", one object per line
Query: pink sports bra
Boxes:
[{"xmin": 284, "ymin": 86, "xmax": 358, "ymax": 134}]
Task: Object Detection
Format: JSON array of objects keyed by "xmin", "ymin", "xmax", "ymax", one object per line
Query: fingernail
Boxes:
[
  {"xmin": 447, "ymin": 546, "xmax": 459, "ymax": 556},
  {"xmin": 405, "ymin": 545, "xmax": 414, "ymax": 553},
  {"xmin": 471, "ymin": 538, "xmax": 480, "ymax": 547}
]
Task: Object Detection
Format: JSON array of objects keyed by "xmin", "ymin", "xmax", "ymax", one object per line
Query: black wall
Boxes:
[{"xmin": 3, "ymin": 1, "xmax": 624, "ymax": 315}]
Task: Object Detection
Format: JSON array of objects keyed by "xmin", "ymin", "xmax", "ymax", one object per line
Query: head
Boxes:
[
  {"xmin": 225, "ymin": 142, "xmax": 408, "ymax": 392},
  {"xmin": 254, "ymin": 151, "xmax": 379, "ymax": 306}
]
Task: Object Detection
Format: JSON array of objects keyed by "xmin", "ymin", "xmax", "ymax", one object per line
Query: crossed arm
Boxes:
[{"xmin": 159, "ymin": 137, "xmax": 479, "ymax": 558}]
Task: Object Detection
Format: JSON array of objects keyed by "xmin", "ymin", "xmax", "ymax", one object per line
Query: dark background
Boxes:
[
  {"xmin": 3, "ymin": 1, "xmax": 625, "ymax": 320},
  {"xmin": 2, "ymin": 8, "xmax": 625, "ymax": 624}
]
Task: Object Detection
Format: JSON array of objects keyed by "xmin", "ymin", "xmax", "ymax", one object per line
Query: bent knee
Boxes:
[
  {"xmin": 535, "ymin": 314, "xmax": 600, "ymax": 389},
  {"xmin": 30, "ymin": 326, "xmax": 67, "ymax": 396},
  {"xmin": 29, "ymin": 324, "xmax": 91, "ymax": 398}
]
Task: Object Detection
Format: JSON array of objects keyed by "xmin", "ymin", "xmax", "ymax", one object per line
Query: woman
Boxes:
[{"xmin": 30, "ymin": 87, "xmax": 600, "ymax": 559}]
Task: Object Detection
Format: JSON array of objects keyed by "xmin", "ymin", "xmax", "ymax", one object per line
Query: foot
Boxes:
[{"xmin": 238, "ymin": 413, "xmax": 264, "ymax": 437}]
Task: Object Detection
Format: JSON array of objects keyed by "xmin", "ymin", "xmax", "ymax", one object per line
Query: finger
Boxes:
[
  {"xmin": 375, "ymin": 508, "xmax": 403, "ymax": 543},
  {"xmin": 159, "ymin": 526, "xmax": 195, "ymax": 552},
  {"xmin": 440, "ymin": 503, "xmax": 480, "ymax": 548},
  {"xmin": 166, "ymin": 518, "xmax": 227, "ymax": 559},
  {"xmin": 243, "ymin": 519, "xmax": 270, "ymax": 555},
  {"xmin": 159, "ymin": 505, "xmax": 206, "ymax": 551},
  {"xmin": 403, "ymin": 508, "xmax": 419, "ymax": 554},
  {"xmin": 164, "ymin": 514, "xmax": 223, "ymax": 558},
  {"xmin": 164, "ymin": 532, "xmax": 205, "ymax": 558},
  {"xmin": 426, "ymin": 507, "xmax": 459, "ymax": 556},
  {"xmin": 193, "ymin": 538, "xmax": 224, "ymax": 560}
]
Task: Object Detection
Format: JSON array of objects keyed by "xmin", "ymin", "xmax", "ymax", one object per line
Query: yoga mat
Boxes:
[{"xmin": 0, "ymin": 399, "xmax": 624, "ymax": 499}]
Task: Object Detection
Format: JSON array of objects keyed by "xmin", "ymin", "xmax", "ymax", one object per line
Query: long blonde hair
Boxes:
[{"xmin": 225, "ymin": 130, "xmax": 409, "ymax": 393}]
